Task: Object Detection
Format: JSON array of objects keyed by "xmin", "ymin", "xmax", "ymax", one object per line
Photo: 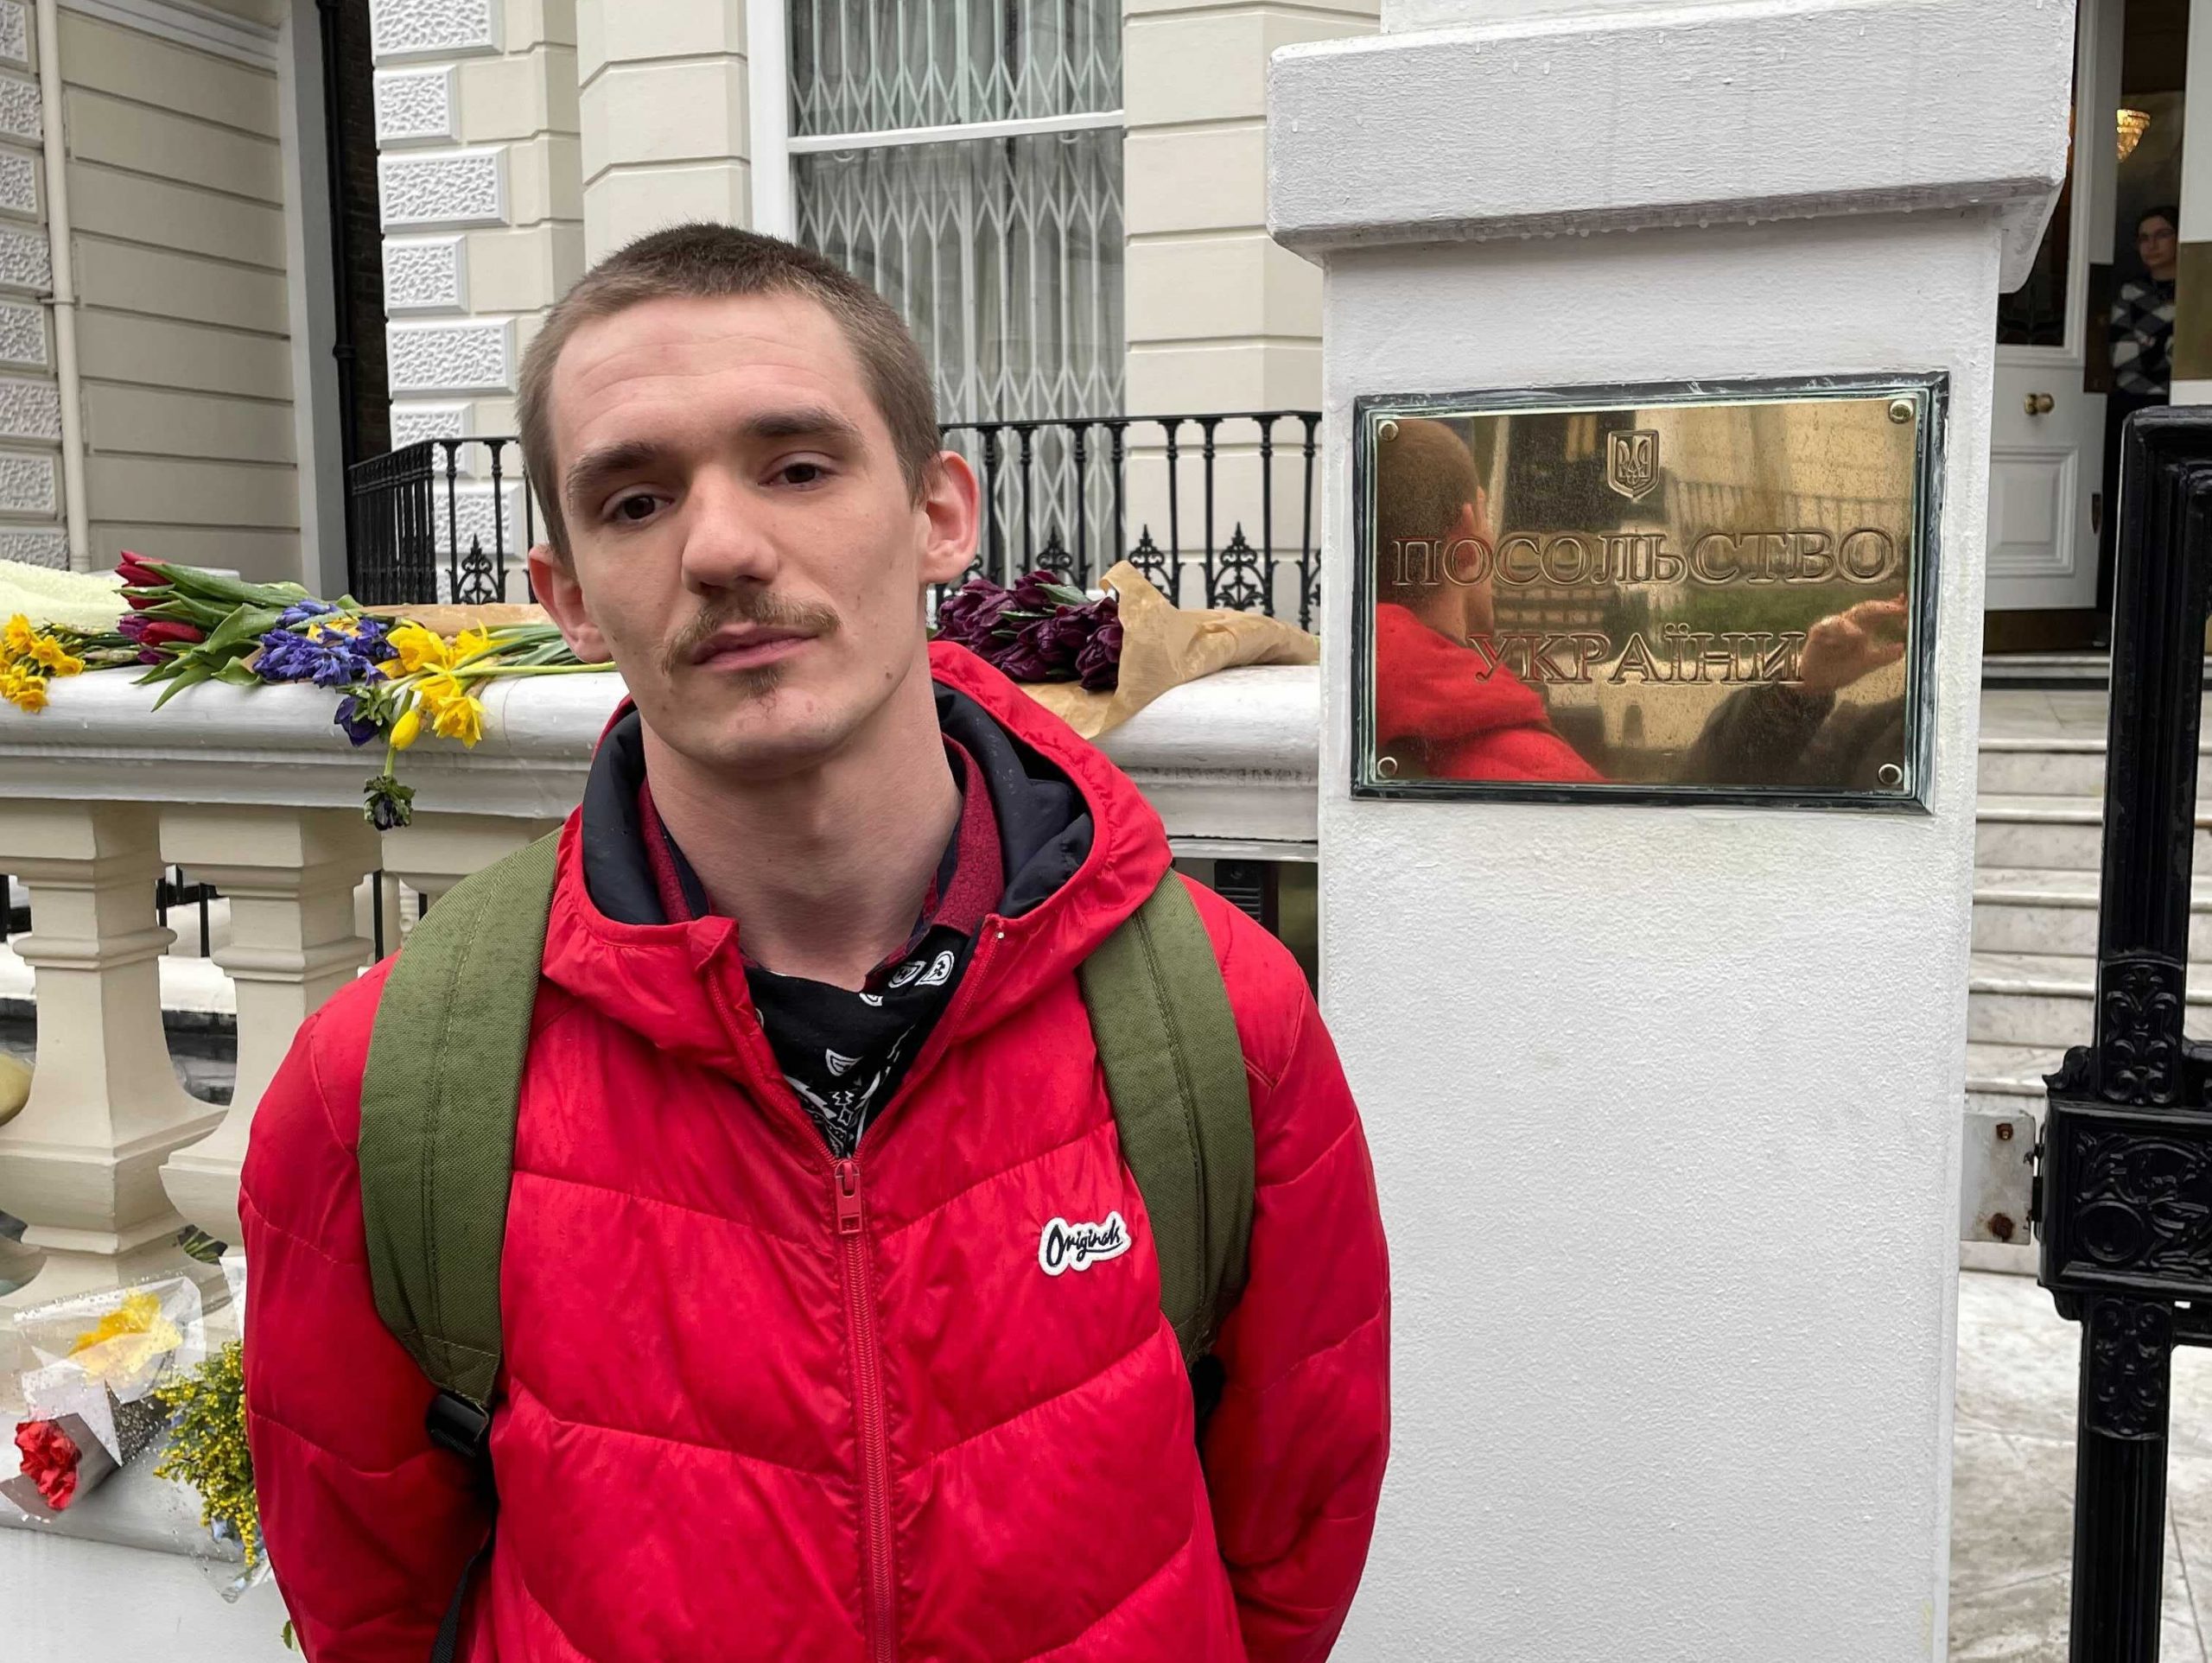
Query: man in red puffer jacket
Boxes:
[
  {"xmin": 240, "ymin": 225, "xmax": 1389, "ymax": 1662},
  {"xmin": 1370, "ymin": 418, "xmax": 1601, "ymax": 784}
]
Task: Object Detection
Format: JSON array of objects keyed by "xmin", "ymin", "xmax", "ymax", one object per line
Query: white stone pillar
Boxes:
[
  {"xmin": 576, "ymin": 0, "xmax": 750, "ymax": 263},
  {"xmin": 156, "ymin": 807, "xmax": 379, "ymax": 1248},
  {"xmin": 0, "ymin": 803, "xmax": 219, "ymax": 1305},
  {"xmin": 1270, "ymin": 2, "xmax": 2075, "ymax": 1658}
]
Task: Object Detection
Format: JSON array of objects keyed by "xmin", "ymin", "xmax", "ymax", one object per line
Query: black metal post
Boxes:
[
  {"xmin": 2040, "ymin": 408, "xmax": 2212, "ymax": 1663},
  {"xmin": 1302, "ymin": 415, "xmax": 1321, "ymax": 631},
  {"xmin": 980, "ymin": 427, "xmax": 1003, "ymax": 583},
  {"xmin": 1015, "ymin": 422, "xmax": 1037, "ymax": 572},
  {"xmin": 1163, "ymin": 419, "xmax": 1184, "ymax": 606}
]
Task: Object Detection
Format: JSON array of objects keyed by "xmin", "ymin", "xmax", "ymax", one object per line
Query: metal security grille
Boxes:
[
  {"xmin": 789, "ymin": 2, "xmax": 1125, "ymax": 561},
  {"xmin": 794, "ymin": 129, "xmax": 1122, "ymax": 428},
  {"xmin": 788, "ymin": 0, "xmax": 1119, "ymax": 135}
]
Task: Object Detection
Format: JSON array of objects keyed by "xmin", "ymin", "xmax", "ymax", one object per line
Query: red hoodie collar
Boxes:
[{"xmin": 537, "ymin": 643, "xmax": 1171, "ymax": 1083}]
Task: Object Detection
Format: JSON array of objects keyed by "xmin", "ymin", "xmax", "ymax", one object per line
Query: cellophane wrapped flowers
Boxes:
[{"xmin": 5, "ymin": 1279, "xmax": 202, "ymax": 1520}]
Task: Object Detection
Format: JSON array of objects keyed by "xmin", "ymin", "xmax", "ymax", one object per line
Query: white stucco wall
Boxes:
[
  {"xmin": 1271, "ymin": 2, "xmax": 2074, "ymax": 1657},
  {"xmin": 1320, "ymin": 216, "xmax": 1996, "ymax": 1662}
]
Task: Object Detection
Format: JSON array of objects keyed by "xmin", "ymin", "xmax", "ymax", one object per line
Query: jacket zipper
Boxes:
[{"xmin": 836, "ymin": 1158, "xmax": 898, "ymax": 1663}]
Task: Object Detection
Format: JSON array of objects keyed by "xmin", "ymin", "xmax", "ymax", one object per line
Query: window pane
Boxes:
[
  {"xmin": 790, "ymin": 0, "xmax": 1121, "ymax": 136},
  {"xmin": 796, "ymin": 128, "xmax": 1124, "ymax": 424}
]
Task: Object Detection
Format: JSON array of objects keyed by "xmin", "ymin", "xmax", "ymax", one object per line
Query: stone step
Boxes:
[
  {"xmin": 1976, "ymin": 739, "xmax": 2109, "ymax": 798},
  {"xmin": 1967, "ymin": 950, "xmax": 2212, "ymax": 1049},
  {"xmin": 1973, "ymin": 795, "xmax": 2212, "ymax": 872},
  {"xmin": 1972, "ymin": 866, "xmax": 2212, "ymax": 958},
  {"xmin": 1964, "ymin": 1040, "xmax": 2061, "ymax": 1118},
  {"xmin": 1976, "ymin": 735, "xmax": 2212, "ymax": 798}
]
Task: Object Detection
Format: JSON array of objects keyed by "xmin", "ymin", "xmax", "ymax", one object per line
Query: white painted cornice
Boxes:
[{"xmin": 1268, "ymin": 0, "xmax": 2076, "ymax": 289}]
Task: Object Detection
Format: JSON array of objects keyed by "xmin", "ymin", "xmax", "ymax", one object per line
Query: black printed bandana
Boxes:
[{"xmin": 639, "ymin": 740, "xmax": 1004, "ymax": 1157}]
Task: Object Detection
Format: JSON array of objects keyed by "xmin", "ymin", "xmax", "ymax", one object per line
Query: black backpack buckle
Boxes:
[{"xmin": 425, "ymin": 1391, "xmax": 493, "ymax": 1463}]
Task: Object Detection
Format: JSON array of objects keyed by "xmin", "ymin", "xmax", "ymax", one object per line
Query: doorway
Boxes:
[{"xmin": 1985, "ymin": 0, "xmax": 2190, "ymax": 653}]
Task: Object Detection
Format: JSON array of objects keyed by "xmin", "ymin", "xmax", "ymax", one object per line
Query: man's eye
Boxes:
[
  {"xmin": 609, "ymin": 493, "xmax": 659, "ymax": 523},
  {"xmin": 779, "ymin": 462, "xmax": 825, "ymax": 486}
]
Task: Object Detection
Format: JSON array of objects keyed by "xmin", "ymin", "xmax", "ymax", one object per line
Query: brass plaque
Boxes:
[{"xmin": 1353, "ymin": 375, "xmax": 1944, "ymax": 808}]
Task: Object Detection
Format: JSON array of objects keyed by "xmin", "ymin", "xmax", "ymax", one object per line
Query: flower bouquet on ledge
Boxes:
[
  {"xmin": 0, "ymin": 553, "xmax": 607, "ymax": 829},
  {"xmin": 4, "ymin": 1278, "xmax": 203, "ymax": 1521},
  {"xmin": 934, "ymin": 560, "xmax": 1319, "ymax": 740}
]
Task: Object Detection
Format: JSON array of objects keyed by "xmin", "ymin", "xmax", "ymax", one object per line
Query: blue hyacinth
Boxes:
[{"xmin": 256, "ymin": 615, "xmax": 395, "ymax": 689}]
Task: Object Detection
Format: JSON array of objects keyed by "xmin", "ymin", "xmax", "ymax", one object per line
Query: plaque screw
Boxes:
[
  {"xmin": 1377, "ymin": 419, "xmax": 1400, "ymax": 442},
  {"xmin": 1996, "ymin": 1122, "xmax": 2015, "ymax": 1142},
  {"xmin": 1988, "ymin": 1213, "xmax": 2017, "ymax": 1244},
  {"xmin": 1376, "ymin": 754, "xmax": 1401, "ymax": 779},
  {"xmin": 1887, "ymin": 399, "xmax": 1914, "ymax": 424}
]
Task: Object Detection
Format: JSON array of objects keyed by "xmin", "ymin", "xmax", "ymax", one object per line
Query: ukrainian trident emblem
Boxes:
[{"xmin": 1606, "ymin": 428, "xmax": 1661, "ymax": 504}]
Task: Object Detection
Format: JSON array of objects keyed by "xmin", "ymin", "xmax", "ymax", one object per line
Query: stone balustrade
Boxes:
[{"xmin": 0, "ymin": 664, "xmax": 1320, "ymax": 1311}]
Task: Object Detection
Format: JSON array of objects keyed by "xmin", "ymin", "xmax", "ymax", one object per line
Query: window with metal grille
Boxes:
[{"xmin": 787, "ymin": 1, "xmax": 1125, "ymax": 568}]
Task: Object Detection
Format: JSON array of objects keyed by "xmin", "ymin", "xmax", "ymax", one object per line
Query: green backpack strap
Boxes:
[
  {"xmin": 359, "ymin": 831, "xmax": 561, "ymax": 1452},
  {"xmin": 1078, "ymin": 872, "xmax": 1255, "ymax": 1367}
]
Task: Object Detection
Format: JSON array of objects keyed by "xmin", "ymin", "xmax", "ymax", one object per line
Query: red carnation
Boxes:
[{"xmin": 14, "ymin": 1419, "xmax": 81, "ymax": 1510}]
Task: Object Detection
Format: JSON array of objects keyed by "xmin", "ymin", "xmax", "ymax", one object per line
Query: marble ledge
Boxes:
[{"xmin": 0, "ymin": 664, "xmax": 1322, "ymax": 853}]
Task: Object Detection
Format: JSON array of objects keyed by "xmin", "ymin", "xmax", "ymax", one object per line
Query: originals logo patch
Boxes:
[{"xmin": 1038, "ymin": 1212, "xmax": 1131, "ymax": 1276}]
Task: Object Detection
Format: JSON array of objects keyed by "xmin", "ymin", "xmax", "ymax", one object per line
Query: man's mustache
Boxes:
[{"xmin": 664, "ymin": 593, "xmax": 842, "ymax": 678}]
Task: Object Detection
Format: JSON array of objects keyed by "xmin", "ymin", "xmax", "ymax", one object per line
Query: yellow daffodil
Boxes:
[
  {"xmin": 2, "ymin": 667, "xmax": 47, "ymax": 713},
  {"xmin": 419, "ymin": 670, "xmax": 486, "ymax": 746},
  {"xmin": 451, "ymin": 626, "xmax": 493, "ymax": 664},
  {"xmin": 385, "ymin": 620, "xmax": 452, "ymax": 676},
  {"xmin": 28, "ymin": 635, "xmax": 82, "ymax": 676},
  {"xmin": 431, "ymin": 692, "xmax": 486, "ymax": 746},
  {"xmin": 390, "ymin": 705, "xmax": 422, "ymax": 750},
  {"xmin": 2, "ymin": 613, "xmax": 35, "ymax": 662}
]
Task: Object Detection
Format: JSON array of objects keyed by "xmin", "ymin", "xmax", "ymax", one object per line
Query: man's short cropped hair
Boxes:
[
  {"xmin": 1373, "ymin": 418, "xmax": 1481, "ymax": 604},
  {"xmin": 517, "ymin": 223, "xmax": 941, "ymax": 557}
]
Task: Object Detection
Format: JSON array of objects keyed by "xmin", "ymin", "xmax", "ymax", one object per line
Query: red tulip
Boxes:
[{"xmin": 115, "ymin": 554, "xmax": 166, "ymax": 591}]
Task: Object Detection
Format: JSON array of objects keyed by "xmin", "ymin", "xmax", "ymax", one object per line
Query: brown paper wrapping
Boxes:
[{"xmin": 1016, "ymin": 562, "xmax": 1319, "ymax": 740}]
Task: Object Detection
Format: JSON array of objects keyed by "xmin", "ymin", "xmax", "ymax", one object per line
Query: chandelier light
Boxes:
[{"xmin": 2119, "ymin": 106, "xmax": 2152, "ymax": 162}]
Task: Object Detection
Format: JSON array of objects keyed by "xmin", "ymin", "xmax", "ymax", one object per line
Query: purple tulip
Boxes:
[
  {"xmin": 992, "ymin": 640, "xmax": 1054, "ymax": 682},
  {"xmin": 1007, "ymin": 572, "xmax": 1062, "ymax": 613},
  {"xmin": 1017, "ymin": 611, "xmax": 1089, "ymax": 675},
  {"xmin": 1077, "ymin": 615, "xmax": 1123, "ymax": 692},
  {"xmin": 937, "ymin": 580, "xmax": 1013, "ymax": 648}
]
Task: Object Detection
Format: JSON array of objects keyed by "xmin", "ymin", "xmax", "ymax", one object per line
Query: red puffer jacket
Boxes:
[{"xmin": 241, "ymin": 644, "xmax": 1390, "ymax": 1662}]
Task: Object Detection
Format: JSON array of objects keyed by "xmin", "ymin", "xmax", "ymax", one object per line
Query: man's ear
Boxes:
[
  {"xmin": 916, "ymin": 450, "xmax": 982, "ymax": 587},
  {"xmin": 526, "ymin": 542, "xmax": 613, "ymax": 663}
]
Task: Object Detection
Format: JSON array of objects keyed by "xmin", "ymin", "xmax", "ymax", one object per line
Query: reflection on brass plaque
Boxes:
[{"xmin": 1352, "ymin": 375, "xmax": 1944, "ymax": 808}]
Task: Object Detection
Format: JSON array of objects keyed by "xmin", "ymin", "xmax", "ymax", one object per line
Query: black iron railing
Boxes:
[
  {"xmin": 344, "ymin": 413, "xmax": 1323, "ymax": 627},
  {"xmin": 346, "ymin": 437, "xmax": 536, "ymax": 608},
  {"xmin": 155, "ymin": 866, "xmax": 217, "ymax": 958}
]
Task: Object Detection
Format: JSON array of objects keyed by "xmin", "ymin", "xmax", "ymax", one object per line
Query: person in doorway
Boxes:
[
  {"xmin": 239, "ymin": 225, "xmax": 1390, "ymax": 1661},
  {"xmin": 1370, "ymin": 417, "xmax": 1604, "ymax": 783},
  {"xmin": 2096, "ymin": 205, "xmax": 2182, "ymax": 629},
  {"xmin": 2112, "ymin": 205, "xmax": 2180, "ymax": 401}
]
